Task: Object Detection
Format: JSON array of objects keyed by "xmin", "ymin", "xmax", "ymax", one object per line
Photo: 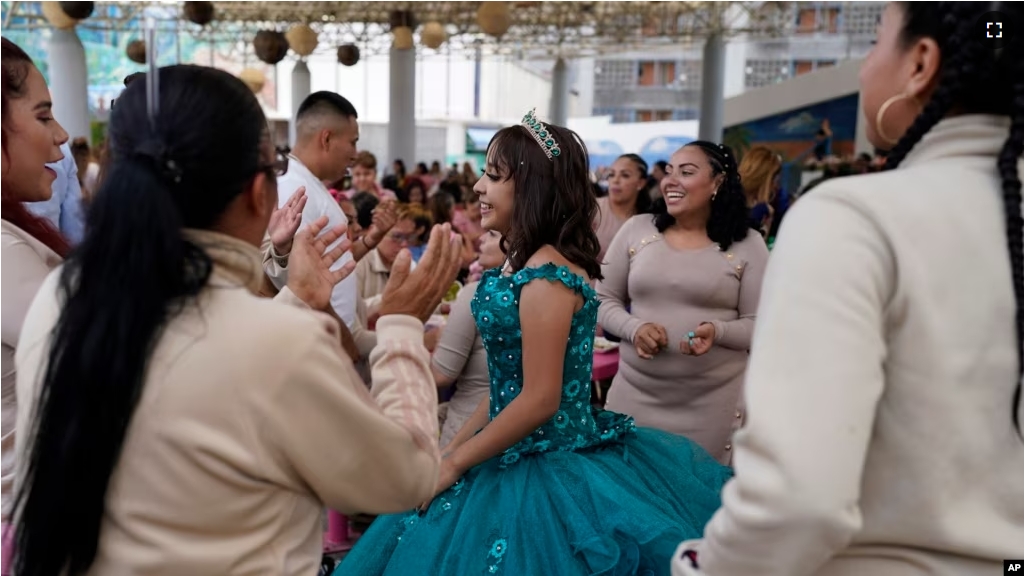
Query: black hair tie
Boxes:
[{"xmin": 135, "ymin": 139, "xmax": 184, "ymax": 185}]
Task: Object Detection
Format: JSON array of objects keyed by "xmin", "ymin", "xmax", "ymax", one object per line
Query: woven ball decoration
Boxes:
[
  {"xmin": 126, "ymin": 40, "xmax": 147, "ymax": 64},
  {"xmin": 41, "ymin": 2, "xmax": 77, "ymax": 29},
  {"xmin": 254, "ymin": 30, "xmax": 289, "ymax": 65},
  {"xmin": 421, "ymin": 21, "xmax": 447, "ymax": 49},
  {"xmin": 286, "ymin": 24, "xmax": 319, "ymax": 57},
  {"xmin": 58, "ymin": 1, "xmax": 94, "ymax": 19},
  {"xmin": 336, "ymin": 44, "xmax": 361, "ymax": 67},
  {"xmin": 393, "ymin": 26, "xmax": 414, "ymax": 50},
  {"xmin": 183, "ymin": 1, "xmax": 215, "ymax": 26},
  {"xmin": 239, "ymin": 68, "xmax": 266, "ymax": 94},
  {"xmin": 388, "ymin": 10, "xmax": 418, "ymax": 31},
  {"xmin": 477, "ymin": 2, "xmax": 511, "ymax": 37}
]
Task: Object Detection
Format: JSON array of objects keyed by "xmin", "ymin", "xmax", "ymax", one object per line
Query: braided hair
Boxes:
[
  {"xmin": 652, "ymin": 141, "xmax": 750, "ymax": 251},
  {"xmin": 883, "ymin": 2, "xmax": 1023, "ymax": 435}
]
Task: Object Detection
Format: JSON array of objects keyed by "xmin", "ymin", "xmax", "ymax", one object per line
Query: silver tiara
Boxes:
[{"xmin": 520, "ymin": 108, "xmax": 561, "ymax": 160}]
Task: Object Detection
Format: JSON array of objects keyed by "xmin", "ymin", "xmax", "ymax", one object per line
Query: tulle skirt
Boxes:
[{"xmin": 334, "ymin": 427, "xmax": 731, "ymax": 576}]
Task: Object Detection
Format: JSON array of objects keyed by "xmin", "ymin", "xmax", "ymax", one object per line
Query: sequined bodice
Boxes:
[{"xmin": 471, "ymin": 264, "xmax": 634, "ymax": 465}]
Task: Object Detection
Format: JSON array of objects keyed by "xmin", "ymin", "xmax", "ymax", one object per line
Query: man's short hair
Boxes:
[
  {"xmin": 295, "ymin": 91, "xmax": 359, "ymax": 142},
  {"xmin": 296, "ymin": 91, "xmax": 358, "ymax": 122}
]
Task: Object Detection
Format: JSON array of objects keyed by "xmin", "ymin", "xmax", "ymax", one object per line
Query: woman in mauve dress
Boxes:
[{"xmin": 597, "ymin": 142, "xmax": 768, "ymax": 465}]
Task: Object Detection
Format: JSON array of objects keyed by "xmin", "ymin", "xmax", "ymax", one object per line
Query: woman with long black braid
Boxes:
[{"xmin": 674, "ymin": 3, "xmax": 1023, "ymax": 575}]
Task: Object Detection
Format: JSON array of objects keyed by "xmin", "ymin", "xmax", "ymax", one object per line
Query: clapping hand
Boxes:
[
  {"xmin": 378, "ymin": 223, "xmax": 463, "ymax": 322},
  {"xmin": 286, "ymin": 215, "xmax": 356, "ymax": 311},
  {"xmin": 268, "ymin": 186, "xmax": 307, "ymax": 255},
  {"xmin": 366, "ymin": 199, "xmax": 399, "ymax": 245}
]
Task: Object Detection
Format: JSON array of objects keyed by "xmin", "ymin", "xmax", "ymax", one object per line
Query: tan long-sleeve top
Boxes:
[
  {"xmin": 672, "ymin": 115, "xmax": 1023, "ymax": 576},
  {"xmin": 1, "ymin": 220, "xmax": 62, "ymax": 521},
  {"xmin": 15, "ymin": 230, "xmax": 440, "ymax": 576}
]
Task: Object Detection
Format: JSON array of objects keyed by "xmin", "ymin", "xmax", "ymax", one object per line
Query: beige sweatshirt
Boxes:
[{"xmin": 15, "ymin": 230, "xmax": 440, "ymax": 575}]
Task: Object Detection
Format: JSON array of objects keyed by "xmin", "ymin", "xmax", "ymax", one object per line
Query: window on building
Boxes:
[
  {"xmin": 825, "ymin": 7, "xmax": 840, "ymax": 33},
  {"xmin": 637, "ymin": 110, "xmax": 654, "ymax": 122},
  {"xmin": 745, "ymin": 59, "xmax": 792, "ymax": 89},
  {"xmin": 793, "ymin": 60, "xmax": 839, "ymax": 77},
  {"xmin": 796, "ymin": 8, "xmax": 817, "ymax": 32},
  {"xmin": 655, "ymin": 110, "xmax": 674, "ymax": 121},
  {"xmin": 794, "ymin": 60, "xmax": 815, "ymax": 75},
  {"xmin": 638, "ymin": 61, "xmax": 656, "ymax": 86},
  {"xmin": 795, "ymin": 6, "xmax": 842, "ymax": 33},
  {"xmin": 594, "ymin": 60, "xmax": 635, "ymax": 90},
  {"xmin": 673, "ymin": 109, "xmax": 699, "ymax": 121},
  {"xmin": 659, "ymin": 62, "xmax": 676, "ymax": 86}
]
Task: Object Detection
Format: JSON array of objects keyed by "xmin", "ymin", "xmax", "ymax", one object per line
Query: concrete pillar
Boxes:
[
  {"xmin": 289, "ymin": 60, "xmax": 311, "ymax": 147},
  {"xmin": 549, "ymin": 57, "xmax": 569, "ymax": 126},
  {"xmin": 388, "ymin": 46, "xmax": 416, "ymax": 170},
  {"xmin": 47, "ymin": 29, "xmax": 91, "ymax": 142},
  {"xmin": 698, "ymin": 32, "xmax": 726, "ymax": 142}
]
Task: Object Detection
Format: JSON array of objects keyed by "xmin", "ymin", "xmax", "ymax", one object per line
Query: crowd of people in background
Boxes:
[{"xmin": 2, "ymin": 1, "xmax": 1023, "ymax": 573}]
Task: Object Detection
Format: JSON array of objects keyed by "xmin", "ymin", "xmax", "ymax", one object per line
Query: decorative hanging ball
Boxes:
[
  {"xmin": 239, "ymin": 68, "xmax": 266, "ymax": 94},
  {"xmin": 392, "ymin": 26, "xmax": 414, "ymax": 51},
  {"xmin": 388, "ymin": 10, "xmax": 418, "ymax": 31},
  {"xmin": 421, "ymin": 21, "xmax": 447, "ymax": 50},
  {"xmin": 183, "ymin": 1, "xmax": 215, "ymax": 26},
  {"xmin": 126, "ymin": 39, "xmax": 147, "ymax": 64},
  {"xmin": 254, "ymin": 30, "xmax": 289, "ymax": 65},
  {"xmin": 477, "ymin": 2, "xmax": 512, "ymax": 37},
  {"xmin": 285, "ymin": 24, "xmax": 319, "ymax": 57},
  {"xmin": 336, "ymin": 44, "xmax": 361, "ymax": 67},
  {"xmin": 41, "ymin": 2, "xmax": 77, "ymax": 29},
  {"xmin": 58, "ymin": 1, "xmax": 94, "ymax": 20}
]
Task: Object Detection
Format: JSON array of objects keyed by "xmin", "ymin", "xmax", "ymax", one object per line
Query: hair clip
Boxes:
[{"xmin": 520, "ymin": 108, "xmax": 561, "ymax": 160}]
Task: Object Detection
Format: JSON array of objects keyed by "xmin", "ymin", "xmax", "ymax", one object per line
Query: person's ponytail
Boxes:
[
  {"xmin": 12, "ymin": 64, "xmax": 266, "ymax": 576},
  {"xmin": 13, "ymin": 154, "xmax": 212, "ymax": 576}
]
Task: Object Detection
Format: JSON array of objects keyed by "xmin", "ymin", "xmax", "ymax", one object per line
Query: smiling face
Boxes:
[
  {"xmin": 478, "ymin": 230, "xmax": 505, "ymax": 269},
  {"xmin": 472, "ymin": 152, "xmax": 516, "ymax": 235},
  {"xmin": 1, "ymin": 64, "xmax": 69, "ymax": 202},
  {"xmin": 351, "ymin": 164, "xmax": 376, "ymax": 194},
  {"xmin": 607, "ymin": 156, "xmax": 646, "ymax": 207},
  {"xmin": 661, "ymin": 145, "xmax": 722, "ymax": 222}
]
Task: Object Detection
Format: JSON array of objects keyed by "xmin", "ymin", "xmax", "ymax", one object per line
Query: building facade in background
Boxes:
[{"xmin": 591, "ymin": 2, "xmax": 884, "ymax": 123}]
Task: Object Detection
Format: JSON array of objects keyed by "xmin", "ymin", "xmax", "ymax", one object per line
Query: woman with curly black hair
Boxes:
[
  {"xmin": 674, "ymin": 2, "xmax": 1023, "ymax": 575},
  {"xmin": 597, "ymin": 141, "xmax": 769, "ymax": 465}
]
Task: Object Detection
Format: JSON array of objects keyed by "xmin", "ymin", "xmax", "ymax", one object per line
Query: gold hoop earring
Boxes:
[{"xmin": 875, "ymin": 93, "xmax": 921, "ymax": 146}]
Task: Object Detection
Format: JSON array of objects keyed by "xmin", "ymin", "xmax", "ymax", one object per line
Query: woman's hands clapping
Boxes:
[
  {"xmin": 378, "ymin": 223, "xmax": 463, "ymax": 322},
  {"xmin": 286, "ymin": 216, "xmax": 355, "ymax": 311},
  {"xmin": 268, "ymin": 186, "xmax": 307, "ymax": 256}
]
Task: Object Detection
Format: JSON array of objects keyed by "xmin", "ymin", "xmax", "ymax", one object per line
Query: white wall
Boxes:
[
  {"xmin": 723, "ymin": 58, "xmax": 871, "ymax": 153},
  {"xmin": 274, "ymin": 52, "xmax": 578, "ymax": 126},
  {"xmin": 568, "ymin": 117, "xmax": 699, "ymax": 153}
]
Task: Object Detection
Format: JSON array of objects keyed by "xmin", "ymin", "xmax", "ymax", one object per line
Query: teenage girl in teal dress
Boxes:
[{"xmin": 335, "ymin": 111, "xmax": 731, "ymax": 575}]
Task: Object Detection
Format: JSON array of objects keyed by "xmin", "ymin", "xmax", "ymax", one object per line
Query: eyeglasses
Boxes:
[
  {"xmin": 388, "ymin": 232, "xmax": 415, "ymax": 243},
  {"xmin": 261, "ymin": 146, "xmax": 290, "ymax": 177}
]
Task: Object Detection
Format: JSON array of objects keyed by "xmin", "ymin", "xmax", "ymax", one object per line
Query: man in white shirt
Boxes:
[{"xmin": 268, "ymin": 91, "xmax": 361, "ymax": 327}]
